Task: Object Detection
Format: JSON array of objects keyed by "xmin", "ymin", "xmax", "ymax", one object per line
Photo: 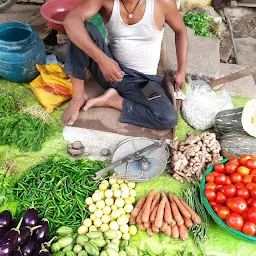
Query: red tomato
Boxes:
[
  {"xmin": 215, "ymin": 184, "xmax": 223, "ymax": 192},
  {"xmin": 250, "ymin": 187, "xmax": 256, "ymax": 199},
  {"xmin": 242, "ymin": 175, "xmax": 253, "ymax": 185},
  {"xmin": 242, "ymin": 211, "xmax": 249, "ymax": 221},
  {"xmin": 250, "ymin": 169, "xmax": 256, "ymax": 176},
  {"xmin": 247, "ymin": 207, "xmax": 256, "ymax": 224},
  {"xmin": 246, "ymin": 159, "xmax": 256, "ymax": 169},
  {"xmin": 237, "ymin": 166, "xmax": 250, "ymax": 176},
  {"xmin": 212, "ymin": 203, "xmax": 222, "ymax": 213},
  {"xmin": 205, "ymin": 183, "xmax": 216, "ymax": 191},
  {"xmin": 229, "ymin": 197, "xmax": 248, "ymax": 214},
  {"xmin": 206, "ymin": 173, "xmax": 215, "ymax": 183},
  {"xmin": 211, "ymin": 171, "xmax": 219, "ymax": 177},
  {"xmin": 230, "ymin": 156, "xmax": 240, "ymax": 166},
  {"xmin": 226, "ymin": 198, "xmax": 233, "ymax": 208},
  {"xmin": 225, "ymin": 162, "xmax": 238, "ymax": 175},
  {"xmin": 216, "ymin": 192, "xmax": 227, "ymax": 204},
  {"xmin": 240, "ymin": 154, "xmax": 254, "ymax": 166},
  {"xmin": 242, "ymin": 221, "xmax": 256, "ymax": 236},
  {"xmin": 235, "ymin": 183, "xmax": 245, "ymax": 189},
  {"xmin": 215, "ymin": 174, "xmax": 226, "ymax": 185},
  {"xmin": 253, "ymin": 176, "xmax": 256, "ymax": 183},
  {"xmin": 219, "ymin": 186, "xmax": 226, "ymax": 194},
  {"xmin": 209, "ymin": 201, "xmax": 217, "ymax": 207},
  {"xmin": 223, "ymin": 184, "xmax": 236, "ymax": 198},
  {"xmin": 214, "ymin": 163, "xmax": 225, "ymax": 173},
  {"xmin": 236, "ymin": 187, "xmax": 250, "ymax": 200},
  {"xmin": 246, "ymin": 182, "xmax": 256, "ymax": 190},
  {"xmin": 205, "ymin": 189, "xmax": 216, "ymax": 202},
  {"xmin": 226, "ymin": 213, "xmax": 244, "ymax": 230},
  {"xmin": 231, "ymin": 173, "xmax": 242, "ymax": 183},
  {"xmin": 225, "ymin": 177, "xmax": 231, "ymax": 185},
  {"xmin": 217, "ymin": 206, "xmax": 231, "ymax": 220},
  {"xmin": 247, "ymin": 198, "xmax": 256, "ymax": 208}
]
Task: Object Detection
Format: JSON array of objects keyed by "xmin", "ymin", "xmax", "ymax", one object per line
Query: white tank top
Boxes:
[{"xmin": 104, "ymin": 0, "xmax": 164, "ymax": 75}]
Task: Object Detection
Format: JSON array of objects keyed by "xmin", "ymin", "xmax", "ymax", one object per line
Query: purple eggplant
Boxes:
[
  {"xmin": 18, "ymin": 226, "xmax": 41, "ymax": 246},
  {"xmin": 33, "ymin": 219, "xmax": 49, "ymax": 244},
  {"xmin": 0, "ymin": 230, "xmax": 5, "ymax": 240},
  {"xmin": 11, "ymin": 250, "xmax": 23, "ymax": 256},
  {"xmin": 41, "ymin": 236, "xmax": 57, "ymax": 252},
  {"xmin": 8, "ymin": 219, "xmax": 19, "ymax": 230},
  {"xmin": 38, "ymin": 249, "xmax": 50, "ymax": 256},
  {"xmin": 0, "ymin": 218, "xmax": 23, "ymax": 256},
  {"xmin": 0, "ymin": 211, "xmax": 12, "ymax": 229},
  {"xmin": 20, "ymin": 239, "xmax": 35, "ymax": 256},
  {"xmin": 22, "ymin": 208, "xmax": 38, "ymax": 228}
]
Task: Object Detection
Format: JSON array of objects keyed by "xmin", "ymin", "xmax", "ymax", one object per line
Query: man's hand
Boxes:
[
  {"xmin": 174, "ymin": 72, "xmax": 186, "ymax": 92},
  {"xmin": 98, "ymin": 56, "xmax": 124, "ymax": 83}
]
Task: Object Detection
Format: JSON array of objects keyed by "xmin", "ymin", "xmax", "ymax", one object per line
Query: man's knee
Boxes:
[{"xmin": 154, "ymin": 104, "xmax": 178, "ymax": 129}]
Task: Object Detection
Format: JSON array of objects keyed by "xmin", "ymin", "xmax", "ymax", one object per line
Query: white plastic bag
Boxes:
[{"xmin": 181, "ymin": 80, "xmax": 233, "ymax": 130}]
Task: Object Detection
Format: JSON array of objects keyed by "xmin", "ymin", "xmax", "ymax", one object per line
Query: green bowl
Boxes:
[{"xmin": 200, "ymin": 158, "xmax": 256, "ymax": 243}]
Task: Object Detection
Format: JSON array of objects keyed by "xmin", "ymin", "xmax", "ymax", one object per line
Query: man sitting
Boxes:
[{"xmin": 61, "ymin": 0, "xmax": 188, "ymax": 129}]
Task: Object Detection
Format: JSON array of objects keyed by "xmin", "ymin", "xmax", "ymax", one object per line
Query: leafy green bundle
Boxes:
[
  {"xmin": 183, "ymin": 12, "xmax": 218, "ymax": 38},
  {"xmin": 14, "ymin": 156, "xmax": 103, "ymax": 234},
  {"xmin": 0, "ymin": 113, "xmax": 48, "ymax": 152},
  {"xmin": 0, "ymin": 93, "xmax": 17, "ymax": 117}
]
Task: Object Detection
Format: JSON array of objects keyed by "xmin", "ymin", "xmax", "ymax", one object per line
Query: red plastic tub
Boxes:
[{"xmin": 40, "ymin": 0, "xmax": 83, "ymax": 33}]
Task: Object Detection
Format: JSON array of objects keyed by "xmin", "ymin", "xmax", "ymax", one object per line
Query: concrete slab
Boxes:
[
  {"xmin": 215, "ymin": 63, "xmax": 256, "ymax": 99},
  {"xmin": 63, "ymin": 126, "xmax": 132, "ymax": 161},
  {"xmin": 163, "ymin": 25, "xmax": 221, "ymax": 81}
]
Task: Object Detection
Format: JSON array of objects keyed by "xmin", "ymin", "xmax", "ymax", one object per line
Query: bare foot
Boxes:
[
  {"xmin": 61, "ymin": 96, "xmax": 87, "ymax": 126},
  {"xmin": 82, "ymin": 88, "xmax": 123, "ymax": 112}
]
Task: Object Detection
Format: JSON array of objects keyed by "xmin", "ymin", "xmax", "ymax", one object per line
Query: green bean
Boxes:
[{"xmin": 13, "ymin": 155, "xmax": 103, "ymax": 236}]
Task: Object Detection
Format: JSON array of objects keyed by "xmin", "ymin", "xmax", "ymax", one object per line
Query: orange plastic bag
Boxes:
[{"xmin": 30, "ymin": 64, "xmax": 72, "ymax": 113}]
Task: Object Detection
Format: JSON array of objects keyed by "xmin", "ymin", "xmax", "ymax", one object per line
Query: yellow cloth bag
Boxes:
[{"xmin": 30, "ymin": 64, "xmax": 72, "ymax": 113}]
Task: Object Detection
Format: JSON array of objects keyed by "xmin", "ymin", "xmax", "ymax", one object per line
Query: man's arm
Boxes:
[
  {"xmin": 63, "ymin": 0, "xmax": 123, "ymax": 82},
  {"xmin": 162, "ymin": 0, "xmax": 188, "ymax": 91}
]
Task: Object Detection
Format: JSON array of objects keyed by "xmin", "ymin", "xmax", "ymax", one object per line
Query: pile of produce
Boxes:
[
  {"xmin": 129, "ymin": 189, "xmax": 202, "ymax": 240},
  {"xmin": 80, "ymin": 178, "xmax": 137, "ymax": 241},
  {"xmin": 0, "ymin": 209, "xmax": 52, "ymax": 255},
  {"xmin": 13, "ymin": 156, "xmax": 103, "ymax": 234},
  {"xmin": 170, "ymin": 132, "xmax": 223, "ymax": 182},
  {"xmin": 204, "ymin": 154, "xmax": 256, "ymax": 236},
  {"xmin": 0, "ymin": 93, "xmax": 49, "ymax": 152},
  {"xmin": 51, "ymin": 227, "xmax": 138, "ymax": 256}
]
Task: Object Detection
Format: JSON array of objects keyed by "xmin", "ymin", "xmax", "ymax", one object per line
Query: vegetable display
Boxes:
[
  {"xmin": 204, "ymin": 155, "xmax": 256, "ymax": 236},
  {"xmin": 170, "ymin": 132, "xmax": 222, "ymax": 182},
  {"xmin": 13, "ymin": 156, "xmax": 103, "ymax": 234},
  {"xmin": 51, "ymin": 227, "xmax": 138, "ymax": 256},
  {"xmin": 80, "ymin": 178, "xmax": 137, "ymax": 241},
  {"xmin": 130, "ymin": 190, "xmax": 201, "ymax": 240},
  {"xmin": 0, "ymin": 209, "xmax": 53, "ymax": 256}
]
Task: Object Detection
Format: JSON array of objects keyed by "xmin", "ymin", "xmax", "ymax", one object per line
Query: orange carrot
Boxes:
[
  {"xmin": 131, "ymin": 196, "xmax": 146, "ymax": 218},
  {"xmin": 178, "ymin": 225, "xmax": 188, "ymax": 240},
  {"xmin": 169, "ymin": 193, "xmax": 191, "ymax": 219},
  {"xmin": 169, "ymin": 194, "xmax": 184, "ymax": 226},
  {"xmin": 179, "ymin": 198, "xmax": 202, "ymax": 224},
  {"xmin": 154, "ymin": 193, "xmax": 167, "ymax": 229},
  {"xmin": 138, "ymin": 222, "xmax": 146, "ymax": 231},
  {"xmin": 152, "ymin": 222, "xmax": 160, "ymax": 233},
  {"xmin": 184, "ymin": 217, "xmax": 193, "ymax": 228},
  {"xmin": 136, "ymin": 206, "xmax": 144, "ymax": 224},
  {"xmin": 171, "ymin": 225, "xmax": 179, "ymax": 239},
  {"xmin": 142, "ymin": 190, "xmax": 155, "ymax": 223},
  {"xmin": 144, "ymin": 222, "xmax": 150, "ymax": 229},
  {"xmin": 147, "ymin": 225, "xmax": 154, "ymax": 237},
  {"xmin": 164, "ymin": 200, "xmax": 173, "ymax": 225},
  {"xmin": 150, "ymin": 193, "xmax": 160, "ymax": 212},
  {"xmin": 160, "ymin": 222, "xmax": 169, "ymax": 232},
  {"xmin": 163, "ymin": 225, "xmax": 172, "ymax": 237},
  {"xmin": 150, "ymin": 203, "xmax": 159, "ymax": 223},
  {"xmin": 129, "ymin": 215, "xmax": 136, "ymax": 225}
]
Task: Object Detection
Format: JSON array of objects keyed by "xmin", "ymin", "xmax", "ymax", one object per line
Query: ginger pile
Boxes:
[
  {"xmin": 170, "ymin": 132, "xmax": 222, "ymax": 183},
  {"xmin": 129, "ymin": 190, "xmax": 202, "ymax": 240}
]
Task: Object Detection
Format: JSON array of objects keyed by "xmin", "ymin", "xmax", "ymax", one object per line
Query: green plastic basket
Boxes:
[{"xmin": 200, "ymin": 158, "xmax": 256, "ymax": 243}]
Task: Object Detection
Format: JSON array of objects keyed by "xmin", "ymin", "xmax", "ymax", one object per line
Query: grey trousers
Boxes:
[{"xmin": 64, "ymin": 22, "xmax": 178, "ymax": 129}]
